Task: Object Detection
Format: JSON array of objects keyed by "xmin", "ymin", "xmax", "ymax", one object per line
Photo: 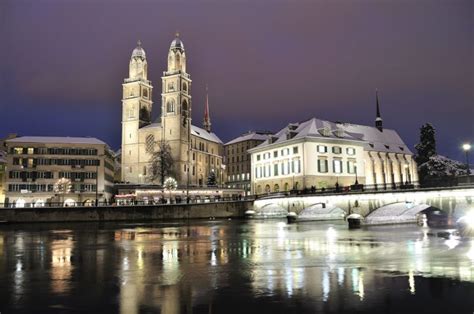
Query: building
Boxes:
[
  {"xmin": 4, "ymin": 136, "xmax": 115, "ymax": 207},
  {"xmin": 224, "ymin": 131, "xmax": 272, "ymax": 195},
  {"xmin": 0, "ymin": 150, "xmax": 5, "ymax": 204},
  {"xmin": 249, "ymin": 95, "xmax": 418, "ymax": 194},
  {"xmin": 121, "ymin": 35, "xmax": 225, "ymax": 187}
]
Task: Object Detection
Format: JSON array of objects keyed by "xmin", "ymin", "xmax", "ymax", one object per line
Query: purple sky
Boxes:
[{"xmin": 1, "ymin": 0, "xmax": 473, "ymax": 160}]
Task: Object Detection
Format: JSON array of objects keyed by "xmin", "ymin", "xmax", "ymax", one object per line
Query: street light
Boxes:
[{"xmin": 463, "ymin": 143, "xmax": 471, "ymax": 175}]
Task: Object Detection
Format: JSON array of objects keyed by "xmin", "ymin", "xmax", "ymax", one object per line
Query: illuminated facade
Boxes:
[
  {"xmin": 249, "ymin": 112, "xmax": 418, "ymax": 194},
  {"xmin": 121, "ymin": 35, "xmax": 225, "ymax": 187},
  {"xmin": 224, "ymin": 131, "xmax": 272, "ymax": 194},
  {"xmin": 4, "ymin": 136, "xmax": 115, "ymax": 207}
]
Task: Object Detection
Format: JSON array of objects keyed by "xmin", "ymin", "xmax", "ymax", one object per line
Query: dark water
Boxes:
[{"xmin": 1, "ymin": 220, "xmax": 474, "ymax": 314}]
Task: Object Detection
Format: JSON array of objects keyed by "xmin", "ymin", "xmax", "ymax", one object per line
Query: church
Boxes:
[{"xmin": 121, "ymin": 34, "xmax": 225, "ymax": 187}]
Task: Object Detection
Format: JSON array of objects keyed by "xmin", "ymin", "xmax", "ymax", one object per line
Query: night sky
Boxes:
[{"xmin": 1, "ymin": 0, "xmax": 472, "ymax": 160}]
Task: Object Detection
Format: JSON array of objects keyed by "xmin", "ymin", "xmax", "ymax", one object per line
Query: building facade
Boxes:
[
  {"xmin": 4, "ymin": 136, "xmax": 115, "ymax": 207},
  {"xmin": 249, "ymin": 102, "xmax": 418, "ymax": 194},
  {"xmin": 224, "ymin": 131, "xmax": 272, "ymax": 194},
  {"xmin": 121, "ymin": 35, "xmax": 225, "ymax": 187}
]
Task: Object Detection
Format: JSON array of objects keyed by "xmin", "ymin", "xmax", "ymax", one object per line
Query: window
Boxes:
[
  {"xmin": 274, "ymin": 164, "xmax": 279, "ymax": 176},
  {"xmin": 256, "ymin": 154, "xmax": 261, "ymax": 161},
  {"xmin": 347, "ymin": 159, "xmax": 357, "ymax": 174},
  {"xmin": 143, "ymin": 89, "xmax": 148, "ymax": 98},
  {"xmin": 332, "ymin": 146, "xmax": 342, "ymax": 154},
  {"xmin": 182, "ymin": 82, "xmax": 188, "ymax": 91},
  {"xmin": 294, "ymin": 159, "xmax": 301, "ymax": 174},
  {"xmin": 318, "ymin": 159, "xmax": 328, "ymax": 173},
  {"xmin": 166, "ymin": 99, "xmax": 175, "ymax": 113},
  {"xmin": 333, "ymin": 159, "xmax": 343, "ymax": 173},
  {"xmin": 273, "ymin": 151, "xmax": 278, "ymax": 158},
  {"xmin": 317, "ymin": 145, "xmax": 327, "ymax": 153},
  {"xmin": 346, "ymin": 147, "xmax": 356, "ymax": 155},
  {"xmin": 293, "ymin": 146, "xmax": 298, "ymax": 154},
  {"xmin": 145, "ymin": 134, "xmax": 155, "ymax": 153}
]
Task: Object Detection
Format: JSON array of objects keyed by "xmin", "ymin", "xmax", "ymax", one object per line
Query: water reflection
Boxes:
[{"xmin": 0, "ymin": 221, "xmax": 473, "ymax": 313}]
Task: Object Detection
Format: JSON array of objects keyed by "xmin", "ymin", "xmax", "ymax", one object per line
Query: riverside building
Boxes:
[
  {"xmin": 224, "ymin": 131, "xmax": 272, "ymax": 195},
  {"xmin": 249, "ymin": 95, "xmax": 418, "ymax": 194},
  {"xmin": 4, "ymin": 136, "xmax": 115, "ymax": 207}
]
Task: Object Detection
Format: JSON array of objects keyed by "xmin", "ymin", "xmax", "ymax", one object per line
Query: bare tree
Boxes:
[{"xmin": 148, "ymin": 140, "xmax": 175, "ymax": 186}]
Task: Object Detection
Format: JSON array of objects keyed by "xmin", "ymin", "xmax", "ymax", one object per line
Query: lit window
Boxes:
[
  {"xmin": 333, "ymin": 159, "xmax": 343, "ymax": 173},
  {"xmin": 346, "ymin": 147, "xmax": 356, "ymax": 155},
  {"xmin": 317, "ymin": 145, "xmax": 327, "ymax": 153},
  {"xmin": 318, "ymin": 159, "xmax": 328, "ymax": 173}
]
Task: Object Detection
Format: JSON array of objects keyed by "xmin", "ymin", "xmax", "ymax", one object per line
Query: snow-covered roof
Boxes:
[
  {"xmin": 225, "ymin": 131, "xmax": 273, "ymax": 145},
  {"xmin": 142, "ymin": 122, "xmax": 161, "ymax": 129},
  {"xmin": 191, "ymin": 125, "xmax": 222, "ymax": 144},
  {"xmin": 252, "ymin": 117, "xmax": 411, "ymax": 154},
  {"xmin": 6, "ymin": 136, "xmax": 107, "ymax": 146}
]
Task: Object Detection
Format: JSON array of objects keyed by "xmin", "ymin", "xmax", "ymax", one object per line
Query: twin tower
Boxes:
[{"xmin": 121, "ymin": 34, "xmax": 222, "ymax": 186}]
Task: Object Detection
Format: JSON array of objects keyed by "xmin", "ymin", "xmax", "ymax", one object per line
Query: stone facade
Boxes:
[
  {"xmin": 4, "ymin": 136, "xmax": 115, "ymax": 207},
  {"xmin": 224, "ymin": 131, "xmax": 272, "ymax": 195},
  {"xmin": 121, "ymin": 35, "xmax": 225, "ymax": 187}
]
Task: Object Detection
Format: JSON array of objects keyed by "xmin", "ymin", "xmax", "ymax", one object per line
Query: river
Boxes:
[{"xmin": 0, "ymin": 220, "xmax": 473, "ymax": 313}]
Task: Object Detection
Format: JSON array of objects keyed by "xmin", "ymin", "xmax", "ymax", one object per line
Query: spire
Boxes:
[
  {"xmin": 203, "ymin": 85, "xmax": 212, "ymax": 132},
  {"xmin": 375, "ymin": 89, "xmax": 383, "ymax": 131}
]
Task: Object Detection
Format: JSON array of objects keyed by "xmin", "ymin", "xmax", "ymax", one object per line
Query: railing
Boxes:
[
  {"xmin": 255, "ymin": 182, "xmax": 421, "ymax": 199},
  {"xmin": 0, "ymin": 196, "xmax": 254, "ymax": 209}
]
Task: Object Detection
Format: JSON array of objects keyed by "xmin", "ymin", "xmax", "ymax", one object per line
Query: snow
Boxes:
[
  {"xmin": 6, "ymin": 136, "xmax": 107, "ymax": 145},
  {"xmin": 419, "ymin": 155, "xmax": 467, "ymax": 176},
  {"xmin": 225, "ymin": 131, "xmax": 272, "ymax": 145},
  {"xmin": 252, "ymin": 117, "xmax": 411, "ymax": 154},
  {"xmin": 191, "ymin": 125, "xmax": 223, "ymax": 144},
  {"xmin": 364, "ymin": 202, "xmax": 430, "ymax": 225},
  {"xmin": 297, "ymin": 204, "xmax": 346, "ymax": 221}
]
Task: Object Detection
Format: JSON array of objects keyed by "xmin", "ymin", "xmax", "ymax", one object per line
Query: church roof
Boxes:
[
  {"xmin": 6, "ymin": 136, "xmax": 108, "ymax": 146},
  {"xmin": 251, "ymin": 118, "xmax": 412, "ymax": 154},
  {"xmin": 225, "ymin": 131, "xmax": 273, "ymax": 145},
  {"xmin": 170, "ymin": 35, "xmax": 184, "ymax": 51},
  {"xmin": 191, "ymin": 125, "xmax": 222, "ymax": 144}
]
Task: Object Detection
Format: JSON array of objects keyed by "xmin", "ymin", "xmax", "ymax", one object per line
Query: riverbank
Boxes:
[{"xmin": 0, "ymin": 200, "xmax": 253, "ymax": 223}]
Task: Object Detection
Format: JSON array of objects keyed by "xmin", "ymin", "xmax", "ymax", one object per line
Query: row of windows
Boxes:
[
  {"xmin": 255, "ymin": 159, "xmax": 302, "ymax": 178},
  {"xmin": 8, "ymin": 184, "xmax": 97, "ymax": 192},
  {"xmin": 58, "ymin": 172, "xmax": 97, "ymax": 180},
  {"xmin": 13, "ymin": 158, "xmax": 100, "ymax": 167},
  {"xmin": 256, "ymin": 147, "xmax": 299, "ymax": 161},
  {"xmin": 317, "ymin": 145, "xmax": 356, "ymax": 155},
  {"xmin": 9, "ymin": 171, "xmax": 54, "ymax": 179},
  {"xmin": 317, "ymin": 158, "xmax": 357, "ymax": 174},
  {"xmin": 11, "ymin": 147, "xmax": 98, "ymax": 156},
  {"xmin": 227, "ymin": 173, "xmax": 251, "ymax": 182},
  {"xmin": 166, "ymin": 81, "xmax": 188, "ymax": 93}
]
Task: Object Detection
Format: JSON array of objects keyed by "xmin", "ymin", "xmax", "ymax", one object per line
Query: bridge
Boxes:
[{"xmin": 253, "ymin": 186, "xmax": 474, "ymax": 222}]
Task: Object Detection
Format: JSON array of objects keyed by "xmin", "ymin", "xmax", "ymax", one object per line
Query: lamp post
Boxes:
[{"xmin": 463, "ymin": 143, "xmax": 471, "ymax": 175}]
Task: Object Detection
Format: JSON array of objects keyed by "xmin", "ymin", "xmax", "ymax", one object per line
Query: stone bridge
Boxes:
[{"xmin": 253, "ymin": 186, "xmax": 474, "ymax": 218}]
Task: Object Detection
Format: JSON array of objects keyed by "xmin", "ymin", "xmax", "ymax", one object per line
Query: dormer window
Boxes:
[
  {"xmin": 334, "ymin": 128, "xmax": 344, "ymax": 138},
  {"xmin": 384, "ymin": 145, "xmax": 390, "ymax": 149},
  {"xmin": 369, "ymin": 143, "xmax": 374, "ymax": 148},
  {"xmin": 399, "ymin": 146, "xmax": 405, "ymax": 151},
  {"xmin": 319, "ymin": 127, "xmax": 331, "ymax": 137}
]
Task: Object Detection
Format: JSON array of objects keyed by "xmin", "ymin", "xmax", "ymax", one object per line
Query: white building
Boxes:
[
  {"xmin": 249, "ymin": 102, "xmax": 418, "ymax": 194},
  {"xmin": 4, "ymin": 136, "xmax": 115, "ymax": 207}
]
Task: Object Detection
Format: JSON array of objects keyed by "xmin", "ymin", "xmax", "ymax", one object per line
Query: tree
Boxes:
[
  {"xmin": 207, "ymin": 169, "xmax": 217, "ymax": 187},
  {"xmin": 148, "ymin": 140, "xmax": 174, "ymax": 186},
  {"xmin": 414, "ymin": 123, "xmax": 436, "ymax": 165}
]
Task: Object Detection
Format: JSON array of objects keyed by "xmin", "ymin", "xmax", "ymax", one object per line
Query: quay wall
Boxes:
[{"xmin": 0, "ymin": 201, "xmax": 253, "ymax": 223}]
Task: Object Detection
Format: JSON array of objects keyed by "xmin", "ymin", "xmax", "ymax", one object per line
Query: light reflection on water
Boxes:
[{"xmin": 0, "ymin": 220, "xmax": 473, "ymax": 313}]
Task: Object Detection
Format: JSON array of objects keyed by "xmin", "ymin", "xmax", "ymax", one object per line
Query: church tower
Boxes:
[
  {"xmin": 203, "ymin": 86, "xmax": 212, "ymax": 132},
  {"xmin": 121, "ymin": 41, "xmax": 153, "ymax": 183},
  {"xmin": 161, "ymin": 33, "xmax": 192, "ymax": 184}
]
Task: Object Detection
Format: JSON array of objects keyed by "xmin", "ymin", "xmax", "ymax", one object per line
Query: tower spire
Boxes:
[
  {"xmin": 375, "ymin": 89, "xmax": 383, "ymax": 131},
  {"xmin": 203, "ymin": 85, "xmax": 212, "ymax": 132}
]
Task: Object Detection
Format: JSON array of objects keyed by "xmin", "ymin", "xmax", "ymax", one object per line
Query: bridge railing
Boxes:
[{"xmin": 255, "ymin": 182, "xmax": 421, "ymax": 199}]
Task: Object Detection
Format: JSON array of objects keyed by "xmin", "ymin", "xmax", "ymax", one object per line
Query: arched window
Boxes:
[
  {"xmin": 182, "ymin": 82, "xmax": 187, "ymax": 91},
  {"xmin": 274, "ymin": 184, "xmax": 279, "ymax": 192},
  {"xmin": 265, "ymin": 185, "xmax": 271, "ymax": 193},
  {"xmin": 284, "ymin": 182, "xmax": 289, "ymax": 192},
  {"xmin": 167, "ymin": 99, "xmax": 175, "ymax": 113},
  {"xmin": 143, "ymin": 89, "xmax": 148, "ymax": 98},
  {"xmin": 182, "ymin": 99, "xmax": 188, "ymax": 112}
]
